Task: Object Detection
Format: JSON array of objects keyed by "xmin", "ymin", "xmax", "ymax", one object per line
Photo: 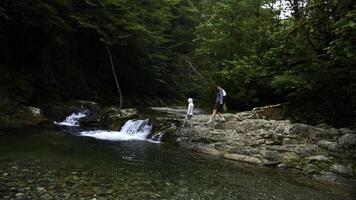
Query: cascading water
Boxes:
[
  {"xmin": 55, "ymin": 112, "xmax": 87, "ymax": 127},
  {"xmin": 120, "ymin": 119, "xmax": 152, "ymax": 138},
  {"xmin": 149, "ymin": 132, "xmax": 164, "ymax": 143},
  {"xmin": 80, "ymin": 119, "xmax": 153, "ymax": 141}
]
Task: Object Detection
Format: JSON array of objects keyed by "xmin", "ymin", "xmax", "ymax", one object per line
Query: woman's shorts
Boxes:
[{"xmin": 214, "ymin": 103, "xmax": 223, "ymax": 112}]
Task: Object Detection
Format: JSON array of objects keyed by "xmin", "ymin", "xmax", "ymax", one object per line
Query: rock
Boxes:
[
  {"xmin": 303, "ymin": 164, "xmax": 320, "ymax": 173},
  {"xmin": 287, "ymin": 144, "xmax": 320, "ymax": 156},
  {"xmin": 36, "ymin": 186, "xmax": 45, "ymax": 191},
  {"xmin": 252, "ymin": 104, "xmax": 285, "ymax": 120},
  {"xmin": 261, "ymin": 150, "xmax": 283, "ymax": 164},
  {"xmin": 305, "ymin": 155, "xmax": 330, "ymax": 161},
  {"xmin": 182, "ymin": 143, "xmax": 221, "ymax": 156},
  {"xmin": 318, "ymin": 140, "xmax": 340, "ymax": 152},
  {"xmin": 15, "ymin": 193, "xmax": 24, "ymax": 197},
  {"xmin": 155, "ymin": 105, "xmax": 356, "ymax": 185},
  {"xmin": 327, "ymin": 143, "xmax": 339, "ymax": 152},
  {"xmin": 330, "ymin": 164, "xmax": 354, "ymax": 177},
  {"xmin": 317, "ymin": 140, "xmax": 335, "ymax": 148},
  {"xmin": 338, "ymin": 128, "xmax": 355, "ymax": 135},
  {"xmin": 27, "ymin": 106, "xmax": 41, "ymax": 115},
  {"xmin": 224, "ymin": 153, "xmax": 263, "ymax": 165},
  {"xmin": 338, "ymin": 134, "xmax": 356, "ymax": 149},
  {"xmin": 81, "ymin": 107, "xmax": 138, "ymax": 130},
  {"xmin": 313, "ymin": 172, "xmax": 356, "ymax": 186},
  {"xmin": 0, "ymin": 106, "xmax": 49, "ymax": 128},
  {"xmin": 316, "ymin": 123, "xmax": 333, "ymax": 129},
  {"xmin": 290, "ymin": 124, "xmax": 323, "ymax": 140}
]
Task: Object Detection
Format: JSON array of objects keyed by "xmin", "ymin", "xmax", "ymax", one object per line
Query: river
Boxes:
[{"xmin": 0, "ymin": 117, "xmax": 355, "ymax": 199}]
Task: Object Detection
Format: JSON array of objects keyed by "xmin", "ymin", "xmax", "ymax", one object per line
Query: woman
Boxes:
[{"xmin": 207, "ymin": 85, "xmax": 226, "ymax": 123}]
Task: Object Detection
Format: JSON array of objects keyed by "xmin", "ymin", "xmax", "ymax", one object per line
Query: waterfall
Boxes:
[
  {"xmin": 120, "ymin": 119, "xmax": 152, "ymax": 137},
  {"xmin": 80, "ymin": 119, "xmax": 153, "ymax": 141},
  {"xmin": 55, "ymin": 112, "xmax": 87, "ymax": 127}
]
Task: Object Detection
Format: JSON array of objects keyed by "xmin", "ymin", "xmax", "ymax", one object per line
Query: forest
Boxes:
[{"xmin": 0, "ymin": 0, "xmax": 355, "ymax": 127}]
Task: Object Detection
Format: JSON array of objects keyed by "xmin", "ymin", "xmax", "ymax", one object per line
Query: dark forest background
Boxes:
[{"xmin": 0, "ymin": 0, "xmax": 355, "ymax": 127}]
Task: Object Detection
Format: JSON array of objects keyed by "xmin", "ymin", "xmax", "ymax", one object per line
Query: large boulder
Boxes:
[{"xmin": 0, "ymin": 106, "xmax": 49, "ymax": 128}]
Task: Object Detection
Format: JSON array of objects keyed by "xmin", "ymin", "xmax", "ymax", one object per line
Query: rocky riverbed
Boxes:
[{"xmin": 0, "ymin": 160, "xmax": 121, "ymax": 200}]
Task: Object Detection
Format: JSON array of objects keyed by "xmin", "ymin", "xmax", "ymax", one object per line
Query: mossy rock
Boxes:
[{"xmin": 44, "ymin": 100, "xmax": 100, "ymax": 121}]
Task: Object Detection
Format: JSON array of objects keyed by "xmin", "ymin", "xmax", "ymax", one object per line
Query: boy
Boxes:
[{"xmin": 184, "ymin": 98, "xmax": 194, "ymax": 127}]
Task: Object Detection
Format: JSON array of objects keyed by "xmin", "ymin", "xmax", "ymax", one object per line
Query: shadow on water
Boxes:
[{"xmin": 0, "ymin": 126, "xmax": 355, "ymax": 199}]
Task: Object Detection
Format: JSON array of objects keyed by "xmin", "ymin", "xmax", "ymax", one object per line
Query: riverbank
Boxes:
[{"xmin": 162, "ymin": 105, "xmax": 356, "ymax": 186}]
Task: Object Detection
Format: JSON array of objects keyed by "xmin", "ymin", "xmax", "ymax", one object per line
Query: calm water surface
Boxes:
[{"xmin": 0, "ymin": 126, "xmax": 355, "ymax": 199}]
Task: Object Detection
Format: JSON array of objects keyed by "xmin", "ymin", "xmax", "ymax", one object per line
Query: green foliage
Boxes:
[
  {"xmin": 193, "ymin": 0, "xmax": 355, "ymax": 126},
  {"xmin": 0, "ymin": 0, "xmax": 354, "ymax": 126},
  {"xmin": 0, "ymin": 0, "xmax": 201, "ymax": 106},
  {"xmin": 193, "ymin": 0, "xmax": 282, "ymax": 108}
]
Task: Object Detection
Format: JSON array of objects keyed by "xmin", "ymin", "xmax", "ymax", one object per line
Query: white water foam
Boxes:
[
  {"xmin": 149, "ymin": 132, "xmax": 164, "ymax": 143},
  {"xmin": 55, "ymin": 112, "xmax": 87, "ymax": 127},
  {"xmin": 80, "ymin": 130, "xmax": 146, "ymax": 141},
  {"xmin": 80, "ymin": 119, "xmax": 153, "ymax": 141}
]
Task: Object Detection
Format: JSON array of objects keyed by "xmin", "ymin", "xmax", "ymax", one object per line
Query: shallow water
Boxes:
[{"xmin": 0, "ymin": 126, "xmax": 355, "ymax": 200}]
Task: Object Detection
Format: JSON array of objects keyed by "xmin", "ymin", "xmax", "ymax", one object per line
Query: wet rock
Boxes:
[
  {"xmin": 224, "ymin": 153, "xmax": 263, "ymax": 165},
  {"xmin": 44, "ymin": 100, "xmax": 100, "ymax": 121},
  {"xmin": 81, "ymin": 107, "xmax": 138, "ymax": 131},
  {"xmin": 313, "ymin": 172, "xmax": 356, "ymax": 186}
]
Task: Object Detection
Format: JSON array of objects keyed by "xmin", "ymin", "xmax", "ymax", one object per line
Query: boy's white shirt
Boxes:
[{"xmin": 187, "ymin": 103, "xmax": 194, "ymax": 115}]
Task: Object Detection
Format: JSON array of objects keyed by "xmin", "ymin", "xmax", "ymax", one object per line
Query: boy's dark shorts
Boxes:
[{"xmin": 187, "ymin": 115, "xmax": 193, "ymax": 119}]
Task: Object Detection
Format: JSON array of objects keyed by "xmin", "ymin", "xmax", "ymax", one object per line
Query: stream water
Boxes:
[{"xmin": 0, "ymin": 113, "xmax": 355, "ymax": 199}]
